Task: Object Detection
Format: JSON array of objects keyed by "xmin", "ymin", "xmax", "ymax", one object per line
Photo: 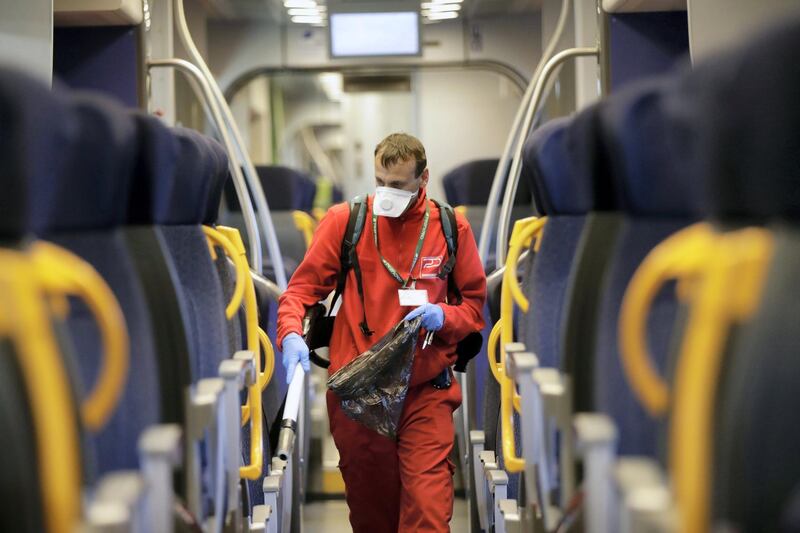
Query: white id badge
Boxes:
[{"xmin": 398, "ymin": 289, "xmax": 429, "ymax": 307}]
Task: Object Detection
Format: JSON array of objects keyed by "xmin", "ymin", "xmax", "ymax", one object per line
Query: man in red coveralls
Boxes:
[{"xmin": 277, "ymin": 133, "xmax": 486, "ymax": 532}]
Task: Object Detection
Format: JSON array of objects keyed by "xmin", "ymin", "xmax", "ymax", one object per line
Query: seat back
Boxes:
[
  {"xmin": 674, "ymin": 21, "xmax": 800, "ymax": 529},
  {"xmin": 32, "ymin": 90, "xmax": 162, "ymax": 476},
  {"xmin": 158, "ymin": 127, "xmax": 232, "ymax": 381},
  {"xmin": 519, "ymin": 116, "xmax": 593, "ymax": 369},
  {"xmin": 592, "ymin": 76, "xmax": 702, "ymax": 458},
  {"xmin": 125, "ymin": 112, "xmax": 194, "ymax": 424}
]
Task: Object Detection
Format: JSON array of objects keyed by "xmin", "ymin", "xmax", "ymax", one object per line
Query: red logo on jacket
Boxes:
[{"xmin": 419, "ymin": 256, "xmax": 443, "ymax": 279}]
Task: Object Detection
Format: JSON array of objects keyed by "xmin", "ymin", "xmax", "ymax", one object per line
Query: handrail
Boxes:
[
  {"xmin": 487, "ymin": 321, "xmax": 522, "ymax": 413},
  {"xmin": 31, "ymin": 241, "xmax": 129, "ymax": 432},
  {"xmin": 258, "ymin": 327, "xmax": 275, "ymax": 391},
  {"xmin": 487, "ymin": 321, "xmax": 503, "ymax": 384},
  {"xmin": 477, "ymin": 0, "xmax": 572, "ymax": 266},
  {"xmin": 498, "ymin": 217, "xmax": 547, "ymax": 473},
  {"xmin": 620, "ymin": 223, "xmax": 773, "ymax": 533},
  {"xmin": 292, "ymin": 210, "xmax": 317, "ymax": 250},
  {"xmin": 669, "ymin": 227, "xmax": 772, "ymax": 533},
  {"xmin": 0, "ymin": 249, "xmax": 83, "ymax": 533},
  {"xmin": 148, "ymin": 58, "xmax": 263, "ymax": 274},
  {"xmin": 173, "ymin": 0, "xmax": 288, "ymax": 290},
  {"xmin": 212, "ymin": 226, "xmax": 264, "ymax": 480},
  {"xmin": 495, "ymin": 46, "xmax": 599, "ymax": 269},
  {"xmin": 618, "ymin": 223, "xmax": 716, "ymax": 416},
  {"xmin": 203, "ymin": 226, "xmax": 247, "ymax": 319}
]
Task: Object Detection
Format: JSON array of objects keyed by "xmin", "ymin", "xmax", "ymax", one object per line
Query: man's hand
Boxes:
[
  {"xmin": 404, "ymin": 303, "xmax": 444, "ymax": 332},
  {"xmin": 281, "ymin": 333, "xmax": 310, "ymax": 384}
]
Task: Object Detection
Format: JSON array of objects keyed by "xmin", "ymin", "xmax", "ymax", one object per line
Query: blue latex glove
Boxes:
[
  {"xmin": 404, "ymin": 303, "xmax": 445, "ymax": 332},
  {"xmin": 281, "ymin": 332, "xmax": 310, "ymax": 384}
]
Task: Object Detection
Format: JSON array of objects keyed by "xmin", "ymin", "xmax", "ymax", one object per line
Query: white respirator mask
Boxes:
[{"xmin": 373, "ymin": 186, "xmax": 419, "ymax": 218}]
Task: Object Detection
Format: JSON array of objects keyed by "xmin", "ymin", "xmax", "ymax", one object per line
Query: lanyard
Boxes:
[{"xmin": 372, "ymin": 201, "xmax": 430, "ymax": 288}]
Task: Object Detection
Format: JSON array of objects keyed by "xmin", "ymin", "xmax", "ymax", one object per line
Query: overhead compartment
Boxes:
[
  {"xmin": 54, "ymin": 0, "xmax": 143, "ymax": 26},
  {"xmin": 603, "ymin": 0, "xmax": 686, "ymax": 12}
]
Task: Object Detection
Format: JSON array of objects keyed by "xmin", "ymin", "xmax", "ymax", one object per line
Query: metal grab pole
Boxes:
[
  {"xmin": 477, "ymin": 0, "xmax": 572, "ymax": 266},
  {"xmin": 173, "ymin": 0, "xmax": 287, "ymax": 288},
  {"xmin": 148, "ymin": 59, "xmax": 262, "ymax": 273},
  {"xmin": 495, "ymin": 47, "xmax": 599, "ymax": 269}
]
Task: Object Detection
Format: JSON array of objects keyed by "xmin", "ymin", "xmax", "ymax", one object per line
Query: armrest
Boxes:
[
  {"xmin": 487, "ymin": 469, "xmax": 509, "ymax": 533},
  {"xmin": 85, "ymin": 471, "xmax": 145, "ymax": 531},
  {"xmin": 250, "ymin": 504, "xmax": 271, "ymax": 532},
  {"xmin": 469, "ymin": 430, "xmax": 488, "ymax": 530},
  {"xmin": 186, "ymin": 378, "xmax": 225, "ymax": 521},
  {"xmin": 262, "ymin": 473, "xmax": 283, "ymax": 533},
  {"xmin": 499, "ymin": 498, "xmax": 522, "ymax": 533},
  {"xmin": 138, "ymin": 424, "xmax": 182, "ymax": 533},
  {"xmin": 574, "ymin": 413, "xmax": 618, "ymax": 533},
  {"xmin": 219, "ymin": 355, "xmax": 256, "ymax": 513},
  {"xmin": 533, "ymin": 368, "xmax": 575, "ymax": 506},
  {"xmin": 613, "ymin": 457, "xmax": 675, "ymax": 533}
]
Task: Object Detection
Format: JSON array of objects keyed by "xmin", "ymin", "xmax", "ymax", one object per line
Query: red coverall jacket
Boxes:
[
  {"xmin": 277, "ymin": 188, "xmax": 486, "ymax": 385},
  {"xmin": 277, "ymin": 188, "xmax": 486, "ymax": 532}
]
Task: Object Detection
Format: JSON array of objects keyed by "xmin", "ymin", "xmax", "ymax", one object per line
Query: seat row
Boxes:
[
  {"xmin": 470, "ymin": 17, "xmax": 800, "ymax": 533},
  {"xmin": 0, "ymin": 66, "xmax": 293, "ymax": 532}
]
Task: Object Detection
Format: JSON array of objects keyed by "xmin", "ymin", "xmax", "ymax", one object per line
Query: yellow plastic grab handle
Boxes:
[
  {"xmin": 0, "ymin": 249, "xmax": 82, "ymax": 533},
  {"xmin": 312, "ymin": 207, "xmax": 326, "ymax": 223},
  {"xmin": 258, "ymin": 326, "xmax": 275, "ymax": 391},
  {"xmin": 454, "ymin": 205, "xmax": 468, "ymax": 217},
  {"xmin": 216, "ymin": 226, "xmax": 264, "ymax": 480},
  {"xmin": 293, "ymin": 210, "xmax": 317, "ymax": 250},
  {"xmin": 486, "ymin": 320, "xmax": 521, "ymax": 412},
  {"xmin": 618, "ymin": 223, "xmax": 716, "ymax": 417},
  {"xmin": 505, "ymin": 217, "xmax": 547, "ymax": 314},
  {"xmin": 203, "ymin": 226, "xmax": 246, "ymax": 319},
  {"xmin": 242, "ymin": 326, "xmax": 276, "ymax": 422},
  {"xmin": 668, "ymin": 226, "xmax": 773, "ymax": 533},
  {"xmin": 30, "ymin": 241, "xmax": 129, "ymax": 432},
  {"xmin": 497, "ymin": 216, "xmax": 547, "ymax": 473},
  {"xmin": 487, "ymin": 321, "xmax": 503, "ymax": 384}
]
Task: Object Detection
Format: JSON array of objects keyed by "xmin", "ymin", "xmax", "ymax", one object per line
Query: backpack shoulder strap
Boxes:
[
  {"xmin": 330, "ymin": 196, "xmax": 373, "ymax": 336},
  {"xmin": 341, "ymin": 195, "xmax": 368, "ymax": 263},
  {"xmin": 432, "ymin": 199, "xmax": 463, "ymax": 304}
]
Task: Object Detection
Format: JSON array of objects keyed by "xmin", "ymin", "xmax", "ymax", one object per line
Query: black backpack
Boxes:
[{"xmin": 303, "ymin": 196, "xmax": 482, "ymax": 372}]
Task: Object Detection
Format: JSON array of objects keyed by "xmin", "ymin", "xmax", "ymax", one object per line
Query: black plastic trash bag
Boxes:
[{"xmin": 327, "ymin": 316, "xmax": 423, "ymax": 439}]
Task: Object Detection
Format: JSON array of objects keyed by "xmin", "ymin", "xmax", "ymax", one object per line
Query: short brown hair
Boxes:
[{"xmin": 374, "ymin": 133, "xmax": 427, "ymax": 177}]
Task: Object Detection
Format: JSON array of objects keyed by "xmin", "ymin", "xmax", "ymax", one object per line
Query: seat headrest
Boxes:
[
  {"xmin": 0, "ymin": 67, "xmax": 69, "ymax": 238},
  {"xmin": 677, "ymin": 17, "xmax": 800, "ymax": 222},
  {"xmin": 159, "ymin": 127, "xmax": 222, "ymax": 225},
  {"xmin": 441, "ymin": 159, "xmax": 532, "ymax": 207},
  {"xmin": 600, "ymin": 75, "xmax": 703, "ymax": 218},
  {"xmin": 441, "ymin": 159, "xmax": 498, "ymax": 206},
  {"xmin": 36, "ymin": 90, "xmax": 137, "ymax": 233},
  {"xmin": 127, "ymin": 112, "xmax": 180, "ymax": 225},
  {"xmin": 523, "ymin": 117, "xmax": 595, "ymax": 215},
  {"xmin": 225, "ymin": 165, "xmax": 315, "ymax": 212},
  {"xmin": 199, "ymin": 134, "xmax": 228, "ymax": 225}
]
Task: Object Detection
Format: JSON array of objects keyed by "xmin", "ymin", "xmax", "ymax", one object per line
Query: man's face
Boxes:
[{"xmin": 375, "ymin": 156, "xmax": 429, "ymax": 192}]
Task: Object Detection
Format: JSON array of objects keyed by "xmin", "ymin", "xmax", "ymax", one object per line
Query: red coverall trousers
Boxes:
[{"xmin": 277, "ymin": 189, "xmax": 486, "ymax": 532}]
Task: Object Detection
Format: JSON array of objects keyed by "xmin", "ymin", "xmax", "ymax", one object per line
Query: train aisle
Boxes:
[{"xmin": 304, "ymin": 499, "xmax": 469, "ymax": 532}]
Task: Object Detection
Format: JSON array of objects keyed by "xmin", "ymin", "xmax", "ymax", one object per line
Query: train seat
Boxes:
[
  {"xmin": 592, "ymin": 76, "xmax": 703, "ymax": 458},
  {"xmin": 671, "ymin": 20, "xmax": 800, "ymax": 530},
  {"xmin": 34, "ymin": 90, "xmax": 163, "ymax": 477}
]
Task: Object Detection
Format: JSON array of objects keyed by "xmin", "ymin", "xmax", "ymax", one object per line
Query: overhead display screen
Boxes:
[{"xmin": 329, "ymin": 11, "xmax": 421, "ymax": 58}]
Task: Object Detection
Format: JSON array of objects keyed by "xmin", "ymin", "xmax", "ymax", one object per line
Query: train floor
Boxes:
[{"xmin": 304, "ymin": 497, "xmax": 469, "ymax": 531}]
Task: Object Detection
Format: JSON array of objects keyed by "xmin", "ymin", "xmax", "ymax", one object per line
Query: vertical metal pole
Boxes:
[
  {"xmin": 495, "ymin": 46, "xmax": 599, "ymax": 269},
  {"xmin": 147, "ymin": 59, "xmax": 263, "ymax": 275},
  {"xmin": 173, "ymin": 0, "xmax": 287, "ymax": 287}
]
